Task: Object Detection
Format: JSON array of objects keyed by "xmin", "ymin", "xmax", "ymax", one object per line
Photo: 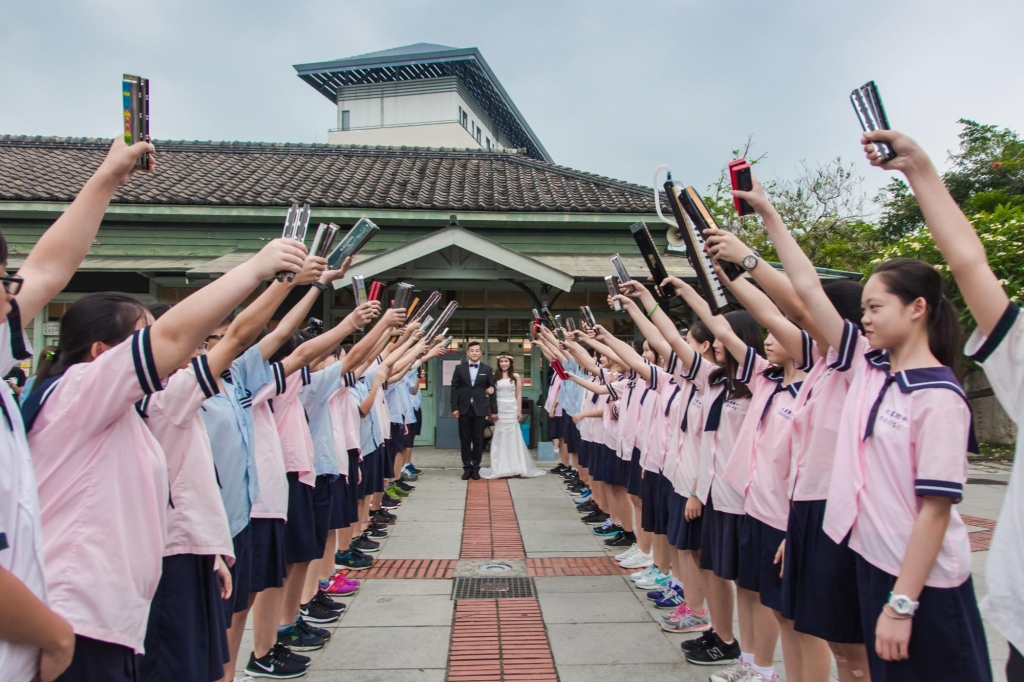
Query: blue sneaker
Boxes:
[
  {"xmin": 653, "ymin": 584, "xmax": 686, "ymax": 609},
  {"xmin": 573, "ymin": 490, "xmax": 592, "ymax": 504},
  {"xmin": 593, "ymin": 523, "xmax": 623, "ymax": 537},
  {"xmin": 334, "ymin": 548, "xmax": 373, "ymax": 570},
  {"xmin": 297, "ymin": 616, "xmax": 331, "ymax": 642}
]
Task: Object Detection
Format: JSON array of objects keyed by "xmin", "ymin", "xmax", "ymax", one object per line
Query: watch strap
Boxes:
[{"xmin": 312, "ymin": 281, "xmax": 328, "ymax": 292}]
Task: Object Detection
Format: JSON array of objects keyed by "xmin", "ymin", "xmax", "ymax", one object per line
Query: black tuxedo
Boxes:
[{"xmin": 450, "ymin": 360, "xmax": 498, "ymax": 474}]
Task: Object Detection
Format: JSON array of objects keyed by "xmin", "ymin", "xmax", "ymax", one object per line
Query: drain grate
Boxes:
[{"xmin": 452, "ymin": 576, "xmax": 536, "ymax": 600}]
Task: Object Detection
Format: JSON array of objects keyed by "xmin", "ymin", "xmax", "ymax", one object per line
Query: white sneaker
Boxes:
[
  {"xmin": 620, "ymin": 551, "xmax": 654, "ymax": 569},
  {"xmin": 635, "ymin": 569, "xmax": 671, "ymax": 590},
  {"xmin": 614, "ymin": 545, "xmax": 640, "ymax": 562},
  {"xmin": 629, "ymin": 565, "xmax": 656, "ymax": 582},
  {"xmin": 710, "ymin": 662, "xmax": 772, "ymax": 682}
]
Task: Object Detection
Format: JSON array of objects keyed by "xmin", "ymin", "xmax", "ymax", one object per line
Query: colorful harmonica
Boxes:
[{"xmin": 122, "ymin": 74, "xmax": 151, "ymax": 171}]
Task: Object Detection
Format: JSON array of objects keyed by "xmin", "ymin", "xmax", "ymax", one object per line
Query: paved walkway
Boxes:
[{"xmin": 237, "ymin": 450, "xmax": 1013, "ymax": 682}]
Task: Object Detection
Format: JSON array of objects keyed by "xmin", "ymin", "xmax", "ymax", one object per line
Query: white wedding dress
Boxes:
[{"xmin": 481, "ymin": 379, "xmax": 546, "ymax": 479}]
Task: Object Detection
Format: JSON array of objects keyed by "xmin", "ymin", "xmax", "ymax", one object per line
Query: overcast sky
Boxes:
[{"xmin": 3, "ymin": 0, "xmax": 1023, "ymax": 206}]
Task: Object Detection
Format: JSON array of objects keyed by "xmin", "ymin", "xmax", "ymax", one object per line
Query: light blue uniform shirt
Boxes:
[
  {"xmin": 407, "ymin": 369, "xmax": 422, "ymax": 411},
  {"xmin": 386, "ymin": 374, "xmax": 414, "ymax": 425},
  {"xmin": 354, "ymin": 365, "xmax": 385, "ymax": 454},
  {"xmin": 299, "ymin": 363, "xmax": 353, "ymax": 477},
  {"xmin": 201, "ymin": 345, "xmax": 271, "ymax": 537},
  {"xmin": 559, "ymin": 358, "xmax": 585, "ymax": 417}
]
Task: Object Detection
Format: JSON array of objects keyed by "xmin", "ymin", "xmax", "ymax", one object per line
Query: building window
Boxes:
[
  {"xmin": 459, "ymin": 108, "xmax": 468, "ymax": 128},
  {"xmin": 476, "ymin": 129, "xmax": 482, "ymax": 144},
  {"xmin": 486, "ymin": 137, "xmax": 491, "ymax": 150},
  {"xmin": 341, "ymin": 110, "xmax": 350, "ymax": 131}
]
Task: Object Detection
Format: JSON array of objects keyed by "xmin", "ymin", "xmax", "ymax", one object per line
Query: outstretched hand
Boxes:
[
  {"xmin": 703, "ymin": 228, "xmax": 752, "ymax": 265},
  {"xmin": 96, "ymin": 136, "xmax": 156, "ymax": 187},
  {"xmin": 250, "ymin": 239, "xmax": 309, "ymax": 282},
  {"xmin": 861, "ymin": 129, "xmax": 931, "ymax": 176},
  {"xmin": 729, "ymin": 169, "xmax": 772, "ymax": 215}
]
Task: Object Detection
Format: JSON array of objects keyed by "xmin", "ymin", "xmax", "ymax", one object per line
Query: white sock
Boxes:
[
  {"xmin": 670, "ymin": 576, "xmax": 683, "ymax": 589},
  {"xmin": 741, "ymin": 652, "xmax": 754, "ymax": 665},
  {"xmin": 751, "ymin": 662, "xmax": 775, "ymax": 679}
]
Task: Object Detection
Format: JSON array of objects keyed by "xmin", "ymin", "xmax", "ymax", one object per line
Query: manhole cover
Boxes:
[
  {"xmin": 452, "ymin": 577, "xmax": 536, "ymax": 600},
  {"xmin": 478, "ymin": 562, "xmax": 513, "ymax": 573}
]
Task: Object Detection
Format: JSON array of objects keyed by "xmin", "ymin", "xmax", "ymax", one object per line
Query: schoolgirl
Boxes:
[
  {"xmin": 374, "ymin": 325, "xmax": 427, "ymax": 507},
  {"xmin": 400, "ymin": 364, "xmax": 424, "ymax": 481},
  {"xmin": 26, "ymin": 238, "xmax": 304, "ymax": 682},
  {"xmin": 0, "ymin": 136, "xmax": 155, "ymax": 682},
  {"xmin": 542, "ymin": 346, "xmax": 569, "ymax": 473}
]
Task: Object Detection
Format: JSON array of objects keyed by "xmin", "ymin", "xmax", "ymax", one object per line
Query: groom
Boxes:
[{"xmin": 450, "ymin": 341, "xmax": 498, "ymax": 480}]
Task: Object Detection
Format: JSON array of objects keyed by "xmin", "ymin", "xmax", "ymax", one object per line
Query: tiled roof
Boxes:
[{"xmin": 0, "ymin": 136, "xmax": 659, "ymax": 214}]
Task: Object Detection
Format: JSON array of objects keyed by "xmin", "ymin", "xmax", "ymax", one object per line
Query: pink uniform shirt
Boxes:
[
  {"xmin": 250, "ymin": 363, "xmax": 289, "ymax": 520},
  {"xmin": 663, "ymin": 354, "xmax": 715, "ymax": 496},
  {"xmin": 695, "ymin": 376, "xmax": 750, "ymax": 514},
  {"xmin": 824, "ymin": 322, "xmax": 975, "ymax": 588},
  {"xmin": 330, "ymin": 384, "xmax": 363, "ymax": 461},
  {"xmin": 632, "ymin": 370, "xmax": 661, "ymax": 460},
  {"xmin": 271, "ymin": 366, "xmax": 316, "ymax": 486},
  {"xmin": 138, "ymin": 355, "xmax": 234, "ymax": 560},
  {"xmin": 29, "ymin": 328, "xmax": 168, "ymax": 653},
  {"xmin": 641, "ymin": 371, "xmax": 679, "ymax": 473},
  {"xmin": 617, "ymin": 371, "xmax": 645, "ymax": 459},
  {"xmin": 544, "ymin": 373, "xmax": 563, "ymax": 418}
]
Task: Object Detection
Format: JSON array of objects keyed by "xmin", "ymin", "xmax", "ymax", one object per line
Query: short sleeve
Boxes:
[
  {"xmin": 912, "ymin": 394, "xmax": 971, "ymax": 502},
  {"xmin": 736, "ymin": 346, "xmax": 768, "ymax": 385},
  {"xmin": 828, "ymin": 321, "xmax": 863, "ymax": 372},
  {"xmin": 300, "ymin": 362, "xmax": 344, "ymax": 407},
  {"xmin": 689, "ymin": 355, "xmax": 718, "ymax": 392},
  {"xmin": 230, "ymin": 344, "xmax": 272, "ymax": 396},
  {"xmin": 141, "ymin": 355, "xmax": 220, "ymax": 426},
  {"xmin": 966, "ymin": 303, "xmax": 1024, "ymax": 419},
  {"xmin": 795, "ymin": 329, "xmax": 817, "ymax": 372}
]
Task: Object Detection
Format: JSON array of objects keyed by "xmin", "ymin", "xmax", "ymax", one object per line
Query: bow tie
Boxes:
[{"xmin": 469, "ymin": 364, "xmax": 479, "ymax": 368}]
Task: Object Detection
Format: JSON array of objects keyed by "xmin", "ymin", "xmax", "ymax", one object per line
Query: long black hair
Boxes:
[
  {"xmin": 270, "ymin": 330, "xmax": 312, "ymax": 364},
  {"xmin": 823, "ymin": 279, "xmax": 865, "ymax": 331},
  {"xmin": 495, "ymin": 353, "xmax": 517, "ymax": 383},
  {"xmin": 687, "ymin": 319, "xmax": 715, "ymax": 355},
  {"xmin": 871, "ymin": 258, "xmax": 960, "ymax": 370},
  {"xmin": 709, "ymin": 310, "xmax": 764, "ymax": 401},
  {"xmin": 40, "ymin": 292, "xmax": 149, "ymax": 381}
]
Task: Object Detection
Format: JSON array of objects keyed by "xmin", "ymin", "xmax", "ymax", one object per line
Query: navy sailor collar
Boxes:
[{"xmin": 763, "ymin": 366, "xmax": 801, "ymax": 398}]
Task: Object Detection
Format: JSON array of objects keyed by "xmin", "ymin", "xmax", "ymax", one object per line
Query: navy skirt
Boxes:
[
  {"xmin": 856, "ymin": 557, "xmax": 992, "ymax": 682},
  {"xmin": 737, "ymin": 516, "xmax": 786, "ymax": 612},
  {"xmin": 590, "ymin": 443, "xmax": 608, "ymax": 482},
  {"xmin": 411, "ymin": 408, "xmax": 423, "ymax": 437},
  {"xmin": 249, "ymin": 518, "xmax": 287, "ymax": 593},
  {"xmin": 59, "ymin": 636, "xmax": 138, "ymax": 682},
  {"xmin": 626, "ymin": 447, "xmax": 644, "ymax": 497},
  {"xmin": 667, "ymin": 491, "xmax": 704, "ymax": 551},
  {"xmin": 345, "ymin": 450, "xmax": 361, "ymax": 522},
  {"xmin": 577, "ymin": 439, "xmax": 593, "ymax": 469},
  {"xmin": 698, "ymin": 493, "xmax": 743, "ymax": 581},
  {"xmin": 547, "ymin": 412, "xmax": 566, "ymax": 440},
  {"xmin": 224, "ymin": 524, "xmax": 253, "ymax": 618},
  {"xmin": 563, "ymin": 414, "xmax": 581, "ymax": 454},
  {"xmin": 361, "ymin": 447, "xmax": 385, "ymax": 494},
  {"xmin": 781, "ymin": 500, "xmax": 863, "ymax": 643},
  {"xmin": 284, "ymin": 473, "xmax": 331, "ymax": 564},
  {"xmin": 641, "ymin": 471, "xmax": 672, "ymax": 535},
  {"xmin": 140, "ymin": 554, "xmax": 228, "ymax": 682},
  {"xmin": 609, "ymin": 452, "xmax": 631, "ymax": 487}
]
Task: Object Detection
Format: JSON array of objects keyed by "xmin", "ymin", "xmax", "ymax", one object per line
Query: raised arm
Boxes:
[
  {"xmin": 280, "ymin": 301, "xmax": 381, "ymax": 376},
  {"xmin": 14, "ymin": 137, "xmax": 156, "ymax": 321},
  {"xmin": 577, "ymin": 333, "xmax": 625, "ymax": 370},
  {"xmin": 256, "ymin": 255, "xmax": 330, "ymax": 360},
  {"xmin": 613, "ymin": 285, "xmax": 672, "ymax": 360},
  {"xmin": 565, "ymin": 373, "xmax": 610, "ymax": 395},
  {"xmin": 731, "ymin": 171, "xmax": 845, "ymax": 351},
  {"xmin": 863, "ymin": 129, "xmax": 1008, "ymax": 334},
  {"xmin": 624, "ymin": 282, "xmax": 692, "ymax": 367},
  {"xmin": 564, "ymin": 334, "xmax": 601, "ymax": 375},
  {"xmin": 662, "ymin": 276, "xmax": 748, "ymax": 365},
  {"xmin": 592, "ymin": 322, "xmax": 652, "ymax": 382}
]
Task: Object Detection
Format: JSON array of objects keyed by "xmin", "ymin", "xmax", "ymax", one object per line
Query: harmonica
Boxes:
[
  {"xmin": 368, "ymin": 281, "xmax": 384, "ymax": 302},
  {"xmin": 850, "ymin": 80, "xmax": 895, "ymax": 162},
  {"xmin": 604, "ymin": 275, "xmax": 623, "ymax": 312},
  {"xmin": 308, "ymin": 223, "xmax": 329, "ymax": 259},
  {"xmin": 419, "ymin": 315, "xmax": 435, "ymax": 335},
  {"xmin": 410, "ymin": 291, "xmax": 441, "ymax": 324},
  {"xmin": 566, "ymin": 318, "xmax": 577, "ymax": 333},
  {"xmin": 729, "ymin": 160, "xmax": 755, "ymax": 216},
  {"xmin": 679, "ymin": 186, "xmax": 743, "ymax": 281},
  {"xmin": 551, "ymin": 359, "xmax": 569, "ymax": 380},
  {"xmin": 277, "ymin": 203, "xmax": 311, "ymax": 282},
  {"xmin": 610, "ymin": 254, "xmax": 637, "ymax": 294},
  {"xmin": 352, "ymin": 275, "xmax": 367, "ymax": 306},
  {"xmin": 540, "ymin": 306, "xmax": 558, "ymax": 329},
  {"xmin": 328, "ymin": 218, "xmax": 380, "ymax": 269},
  {"xmin": 663, "ymin": 182, "xmax": 729, "ymax": 314},
  {"xmin": 580, "ymin": 306, "xmax": 597, "ymax": 328},
  {"xmin": 393, "ymin": 282, "xmax": 414, "ymax": 310},
  {"xmin": 629, "ymin": 222, "xmax": 668, "ymax": 299},
  {"xmin": 426, "ymin": 301, "xmax": 458, "ymax": 343},
  {"xmin": 440, "ymin": 336, "xmax": 454, "ymax": 351},
  {"xmin": 122, "ymin": 74, "xmax": 151, "ymax": 171},
  {"xmin": 406, "ymin": 297, "xmax": 420, "ymax": 319},
  {"xmin": 532, "ymin": 308, "xmax": 542, "ymax": 323}
]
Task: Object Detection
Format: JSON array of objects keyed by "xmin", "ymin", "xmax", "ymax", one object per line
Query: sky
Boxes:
[{"xmin": 3, "ymin": 0, "xmax": 1024, "ymax": 207}]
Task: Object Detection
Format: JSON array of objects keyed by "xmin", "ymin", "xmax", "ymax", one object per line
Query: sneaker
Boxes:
[
  {"xmin": 368, "ymin": 525, "xmax": 389, "ymax": 539},
  {"xmin": 614, "ymin": 545, "xmax": 641, "ymax": 562},
  {"xmin": 272, "ymin": 643, "xmax": 310, "ymax": 667},
  {"xmin": 406, "ymin": 464, "xmax": 423, "ymax": 475},
  {"xmin": 381, "ymin": 495, "xmax": 401, "ymax": 509},
  {"xmin": 395, "ymin": 480, "xmax": 415, "ymax": 492},
  {"xmin": 647, "ymin": 583, "xmax": 683, "ymax": 602},
  {"xmin": 322, "ymin": 575, "xmax": 359, "ymax": 597},
  {"xmin": 663, "ymin": 604, "xmax": 711, "ymax": 631},
  {"xmin": 296, "ymin": 617, "xmax": 331, "ymax": 642},
  {"xmin": 593, "ymin": 523, "xmax": 623, "ymax": 537},
  {"xmin": 334, "ymin": 549, "xmax": 373, "ymax": 570},
  {"xmin": 245, "ymin": 646, "xmax": 307, "ymax": 678},
  {"xmin": 635, "ymin": 569, "xmax": 671, "ymax": 590},
  {"xmin": 313, "ymin": 590, "xmax": 346, "ymax": 611},
  {"xmin": 386, "ymin": 483, "xmax": 410, "ymax": 498},
  {"xmin": 374, "ymin": 509, "xmax": 397, "ymax": 524},
  {"xmin": 630, "ymin": 565, "xmax": 657, "ymax": 582},
  {"xmin": 604, "ymin": 531, "xmax": 634, "ymax": 547},
  {"xmin": 620, "ymin": 551, "xmax": 654, "ymax": 569},
  {"xmin": 684, "ymin": 630, "xmax": 741, "ymax": 665},
  {"xmin": 276, "ymin": 621, "xmax": 326, "ymax": 652},
  {"xmin": 653, "ymin": 585, "xmax": 686, "ymax": 609},
  {"xmin": 572, "ymin": 489, "xmax": 592, "ymax": 502},
  {"xmin": 352, "ymin": 533, "xmax": 381, "ymax": 553},
  {"xmin": 299, "ymin": 596, "xmax": 342, "ymax": 624},
  {"xmin": 400, "ymin": 470, "xmax": 419, "ymax": 482},
  {"xmin": 550, "ymin": 463, "xmax": 568, "ymax": 473},
  {"xmin": 576, "ymin": 500, "xmax": 598, "ymax": 513},
  {"xmin": 681, "ymin": 629, "xmax": 716, "ymax": 653},
  {"xmin": 710, "ymin": 661, "xmax": 769, "ymax": 682},
  {"xmin": 581, "ymin": 511, "xmax": 609, "ymax": 525}
]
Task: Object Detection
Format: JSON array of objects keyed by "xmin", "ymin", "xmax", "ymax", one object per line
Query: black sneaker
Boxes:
[
  {"xmin": 395, "ymin": 480, "xmax": 415, "ymax": 491},
  {"xmin": 352, "ymin": 533, "xmax": 381, "ymax": 552},
  {"xmin": 576, "ymin": 500, "xmax": 598, "ymax": 512},
  {"xmin": 551, "ymin": 463, "xmax": 568, "ymax": 473},
  {"xmin": 374, "ymin": 509, "xmax": 397, "ymax": 524},
  {"xmin": 684, "ymin": 630, "xmax": 741, "ymax": 666},
  {"xmin": 581, "ymin": 511, "xmax": 609, "ymax": 525},
  {"xmin": 313, "ymin": 590, "xmax": 345, "ymax": 613},
  {"xmin": 245, "ymin": 646, "xmax": 307, "ymax": 679},
  {"xmin": 297, "ymin": 617, "xmax": 331, "ymax": 642},
  {"xmin": 368, "ymin": 525, "xmax": 389, "ymax": 539},
  {"xmin": 299, "ymin": 596, "xmax": 342, "ymax": 623},
  {"xmin": 681, "ymin": 629, "xmax": 714, "ymax": 653},
  {"xmin": 276, "ymin": 621, "xmax": 326, "ymax": 652},
  {"xmin": 604, "ymin": 531, "xmax": 634, "ymax": 547},
  {"xmin": 381, "ymin": 495, "xmax": 400, "ymax": 509},
  {"xmin": 272, "ymin": 643, "xmax": 310, "ymax": 667}
]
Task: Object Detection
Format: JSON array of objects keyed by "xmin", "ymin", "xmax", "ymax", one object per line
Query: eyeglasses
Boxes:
[
  {"xmin": 198, "ymin": 341, "xmax": 210, "ymax": 352},
  {"xmin": 0, "ymin": 275, "xmax": 24, "ymax": 295}
]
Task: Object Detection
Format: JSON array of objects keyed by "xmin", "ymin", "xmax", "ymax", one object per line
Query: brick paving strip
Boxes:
[
  {"xmin": 446, "ymin": 478, "xmax": 558, "ymax": 681},
  {"xmin": 962, "ymin": 514, "xmax": 998, "ymax": 552}
]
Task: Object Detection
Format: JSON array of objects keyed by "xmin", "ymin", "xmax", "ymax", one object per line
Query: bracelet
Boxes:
[
  {"xmin": 646, "ymin": 302, "xmax": 659, "ymax": 318},
  {"xmin": 882, "ymin": 605, "xmax": 913, "ymax": 621},
  {"xmin": 312, "ymin": 281, "xmax": 327, "ymax": 292}
]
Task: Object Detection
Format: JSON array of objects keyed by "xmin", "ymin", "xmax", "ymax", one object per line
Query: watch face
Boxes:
[
  {"xmin": 742, "ymin": 254, "xmax": 757, "ymax": 270},
  {"xmin": 891, "ymin": 596, "xmax": 912, "ymax": 613}
]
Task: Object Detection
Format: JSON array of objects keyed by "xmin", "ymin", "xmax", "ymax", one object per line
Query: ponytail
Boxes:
[{"xmin": 929, "ymin": 295, "xmax": 961, "ymax": 372}]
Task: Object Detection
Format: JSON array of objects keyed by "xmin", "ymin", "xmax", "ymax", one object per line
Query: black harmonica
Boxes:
[
  {"xmin": 678, "ymin": 187, "xmax": 743, "ymax": 281},
  {"xmin": 663, "ymin": 182, "xmax": 729, "ymax": 314},
  {"xmin": 426, "ymin": 301, "xmax": 458, "ymax": 343},
  {"xmin": 629, "ymin": 221, "xmax": 669, "ymax": 299},
  {"xmin": 604, "ymin": 275, "xmax": 622, "ymax": 312},
  {"xmin": 410, "ymin": 291, "xmax": 441, "ymax": 324},
  {"xmin": 393, "ymin": 283, "xmax": 414, "ymax": 310},
  {"xmin": 328, "ymin": 218, "xmax": 380, "ymax": 269},
  {"xmin": 580, "ymin": 306, "xmax": 597, "ymax": 328}
]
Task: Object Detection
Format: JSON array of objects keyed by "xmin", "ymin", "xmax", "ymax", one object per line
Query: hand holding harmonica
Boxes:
[
  {"xmin": 861, "ymin": 129, "xmax": 924, "ymax": 174},
  {"xmin": 703, "ymin": 229, "xmax": 754, "ymax": 269},
  {"xmin": 728, "ymin": 168, "xmax": 771, "ymax": 217},
  {"xmin": 101, "ymin": 136, "xmax": 156, "ymax": 186}
]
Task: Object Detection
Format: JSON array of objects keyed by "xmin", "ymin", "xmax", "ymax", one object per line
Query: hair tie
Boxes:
[{"xmin": 44, "ymin": 349, "xmax": 56, "ymax": 361}]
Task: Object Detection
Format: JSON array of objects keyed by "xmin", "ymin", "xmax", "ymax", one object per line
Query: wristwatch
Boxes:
[
  {"xmin": 886, "ymin": 592, "xmax": 919, "ymax": 617},
  {"xmin": 741, "ymin": 252, "xmax": 760, "ymax": 272},
  {"xmin": 312, "ymin": 281, "xmax": 327, "ymax": 292}
]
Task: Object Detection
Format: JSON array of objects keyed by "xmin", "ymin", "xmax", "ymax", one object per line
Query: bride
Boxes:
[{"xmin": 481, "ymin": 353, "xmax": 546, "ymax": 479}]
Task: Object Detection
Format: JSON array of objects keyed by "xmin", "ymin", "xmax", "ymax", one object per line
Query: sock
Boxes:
[
  {"xmin": 319, "ymin": 579, "xmax": 331, "ymax": 590},
  {"xmin": 670, "ymin": 576, "xmax": 683, "ymax": 589},
  {"xmin": 692, "ymin": 607, "xmax": 707, "ymax": 617},
  {"xmin": 278, "ymin": 623, "xmax": 294, "ymax": 634},
  {"xmin": 751, "ymin": 662, "xmax": 775, "ymax": 679},
  {"xmin": 741, "ymin": 652, "xmax": 754, "ymax": 665}
]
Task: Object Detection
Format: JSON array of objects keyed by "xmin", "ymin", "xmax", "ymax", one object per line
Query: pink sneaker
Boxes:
[
  {"xmin": 322, "ymin": 576, "xmax": 359, "ymax": 597},
  {"xmin": 331, "ymin": 570, "xmax": 361, "ymax": 588}
]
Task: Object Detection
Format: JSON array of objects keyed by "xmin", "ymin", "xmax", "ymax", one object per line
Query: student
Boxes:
[
  {"xmin": 0, "ymin": 136, "xmax": 155, "ymax": 682},
  {"xmin": 854, "ymin": 128, "xmax": 999, "ymax": 681},
  {"xmin": 26, "ymin": 237, "xmax": 305, "ymax": 682},
  {"xmin": 400, "ymin": 365, "xmax": 424, "ymax": 481},
  {"xmin": 724, "ymin": 172, "xmax": 872, "ymax": 681}
]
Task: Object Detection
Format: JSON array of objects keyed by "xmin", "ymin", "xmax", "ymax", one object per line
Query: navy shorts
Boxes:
[
  {"xmin": 547, "ymin": 412, "xmax": 565, "ymax": 440},
  {"xmin": 737, "ymin": 515, "xmax": 786, "ymax": 612},
  {"xmin": 224, "ymin": 524, "xmax": 253, "ymax": 618},
  {"xmin": 698, "ymin": 493, "xmax": 743, "ymax": 581},
  {"xmin": 364, "ymin": 446, "xmax": 385, "ymax": 494},
  {"xmin": 384, "ymin": 432, "xmax": 399, "ymax": 478},
  {"xmin": 58, "ymin": 636, "xmax": 138, "ymax": 682},
  {"xmin": 284, "ymin": 473, "xmax": 331, "ymax": 564},
  {"xmin": 140, "ymin": 554, "xmax": 228, "ymax": 682},
  {"xmin": 330, "ymin": 475, "xmax": 348, "ymax": 529},
  {"xmin": 344, "ymin": 450, "xmax": 361, "ymax": 522},
  {"xmin": 563, "ymin": 414, "xmax": 581, "ymax": 454},
  {"xmin": 667, "ymin": 491, "xmax": 704, "ymax": 551},
  {"xmin": 411, "ymin": 408, "xmax": 423, "ymax": 437},
  {"xmin": 856, "ymin": 556, "xmax": 992, "ymax": 682},
  {"xmin": 249, "ymin": 518, "xmax": 287, "ymax": 593},
  {"xmin": 781, "ymin": 500, "xmax": 863, "ymax": 643},
  {"xmin": 626, "ymin": 447, "xmax": 644, "ymax": 497}
]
